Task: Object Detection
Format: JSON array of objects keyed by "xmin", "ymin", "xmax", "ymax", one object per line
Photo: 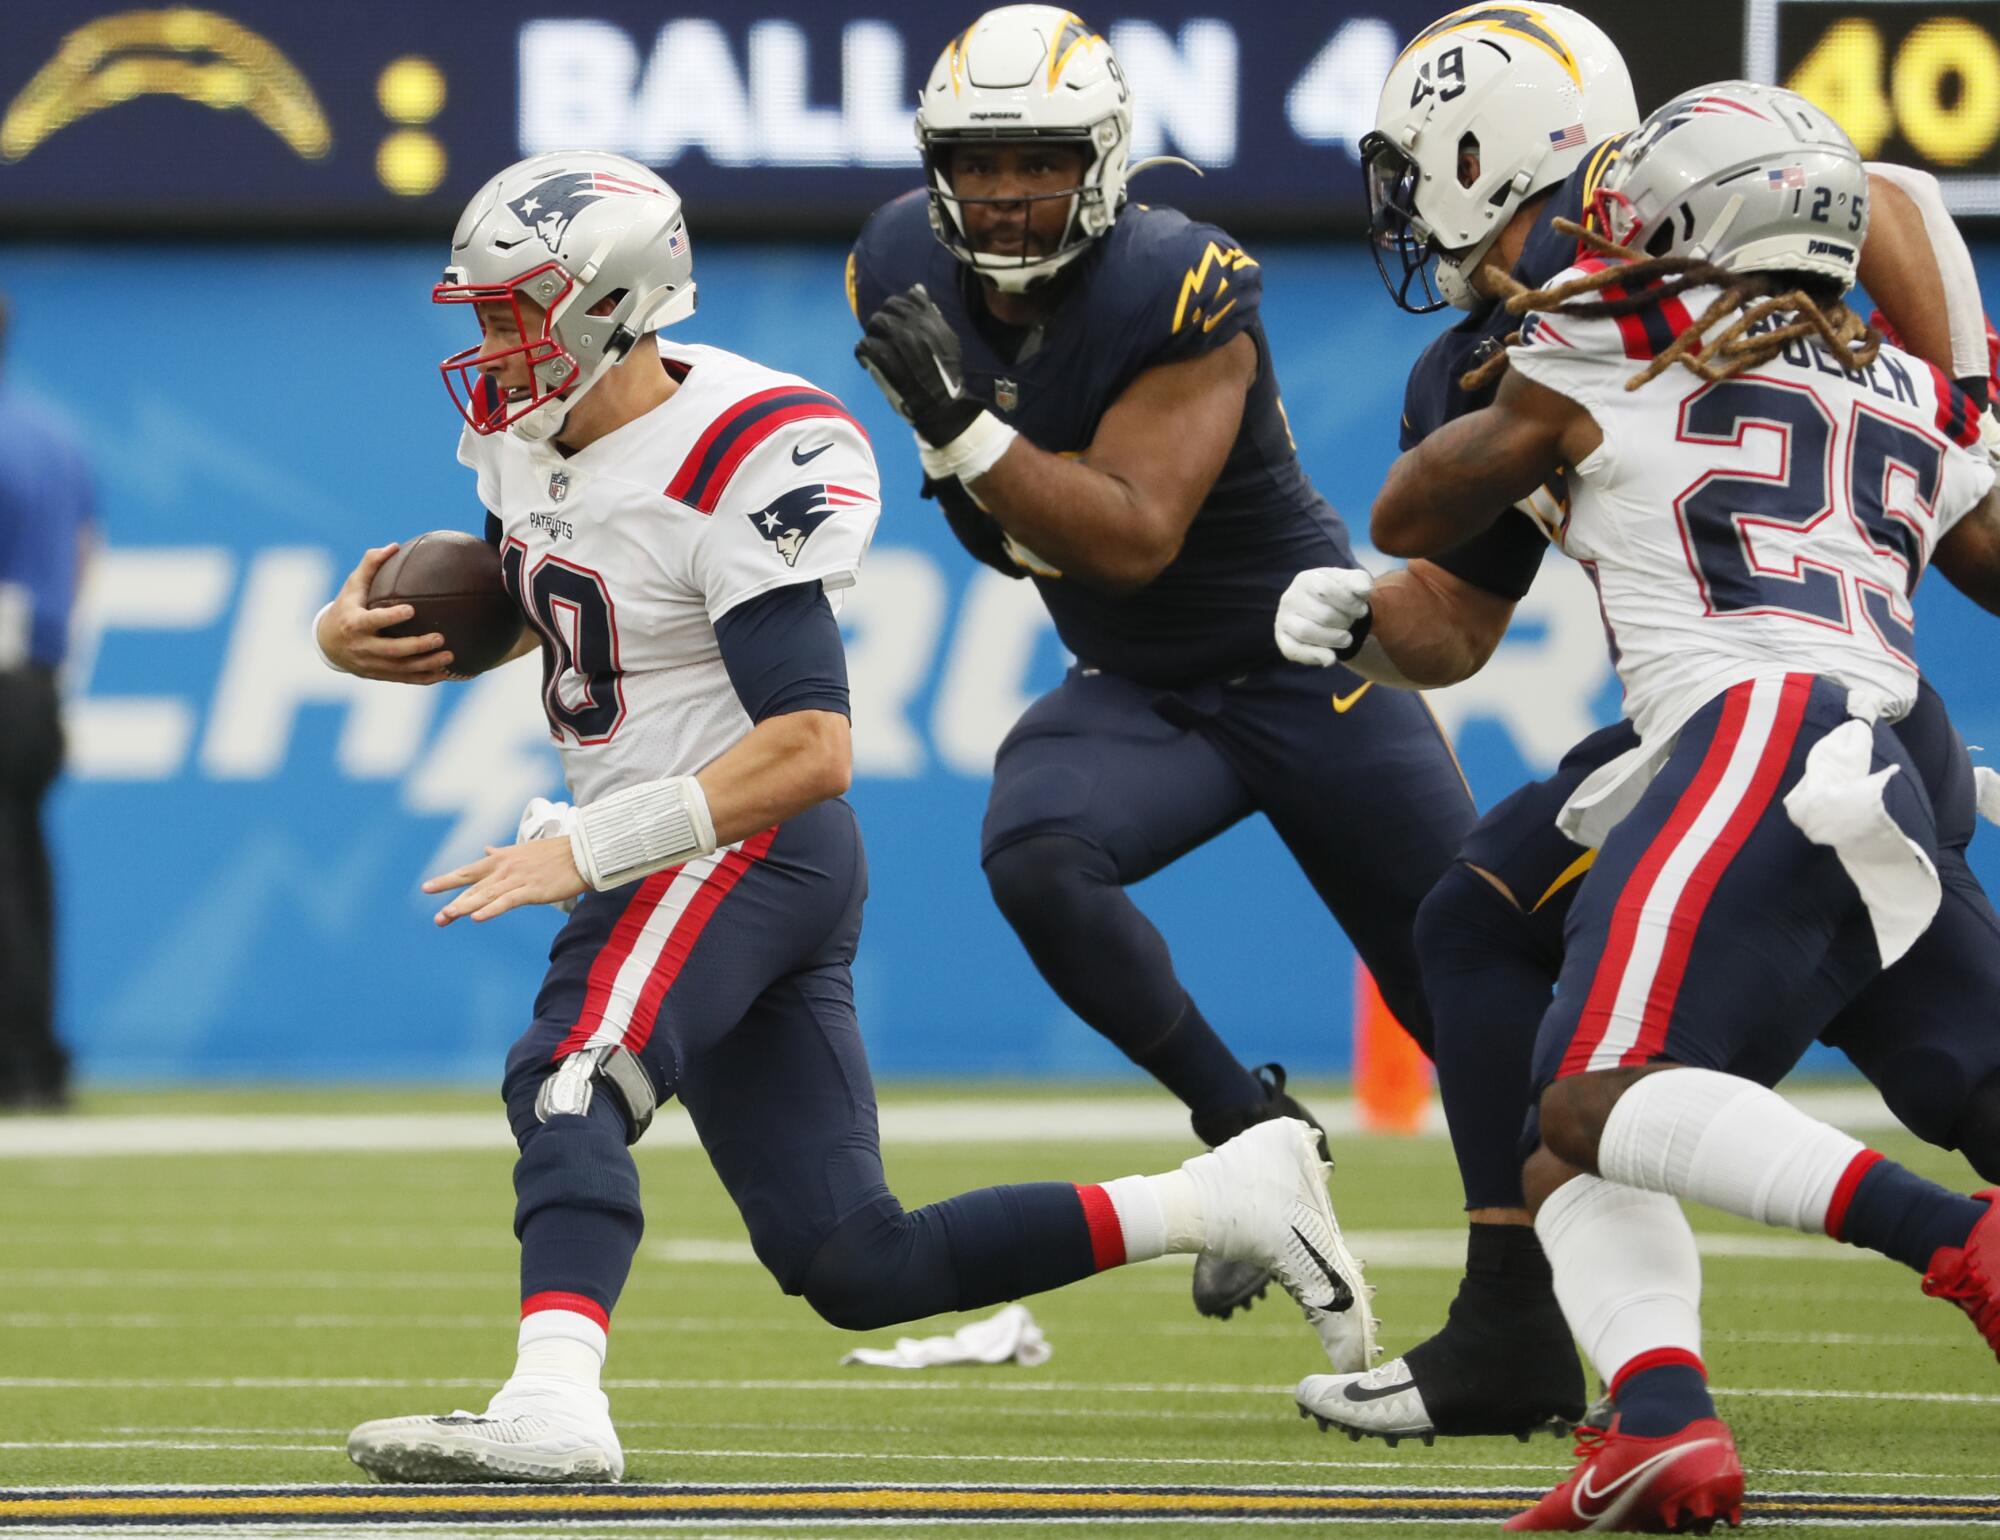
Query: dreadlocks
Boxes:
[{"xmin": 1459, "ymin": 218, "xmax": 1879, "ymax": 394}]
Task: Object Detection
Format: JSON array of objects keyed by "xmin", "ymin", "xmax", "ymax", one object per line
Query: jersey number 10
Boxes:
[{"xmin": 501, "ymin": 539, "xmax": 627, "ymax": 744}]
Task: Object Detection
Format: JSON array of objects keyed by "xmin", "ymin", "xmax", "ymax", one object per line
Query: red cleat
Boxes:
[
  {"xmin": 1504, "ymin": 1417, "xmax": 1743, "ymax": 1532},
  {"xmin": 1923, "ymin": 1188, "xmax": 2000, "ymax": 1358}
]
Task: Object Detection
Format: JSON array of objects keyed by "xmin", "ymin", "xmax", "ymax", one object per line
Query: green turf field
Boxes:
[{"xmin": 1, "ymin": 1084, "xmax": 1995, "ymax": 1536}]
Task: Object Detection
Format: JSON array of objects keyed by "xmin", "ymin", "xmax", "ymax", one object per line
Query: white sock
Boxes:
[
  {"xmin": 1536, "ymin": 1174, "xmax": 1703, "ymax": 1387},
  {"xmin": 1096, "ymin": 1172, "xmax": 1201, "ymax": 1262},
  {"xmin": 1600, "ymin": 1067, "xmax": 1864, "ymax": 1234},
  {"xmin": 495, "ymin": 1308, "xmax": 607, "ymax": 1408}
]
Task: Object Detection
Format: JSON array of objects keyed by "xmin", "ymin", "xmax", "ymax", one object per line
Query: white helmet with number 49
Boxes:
[
  {"xmin": 916, "ymin": 5, "xmax": 1134, "ymax": 292},
  {"xmin": 1362, "ymin": 4, "xmax": 1638, "ymax": 313}
]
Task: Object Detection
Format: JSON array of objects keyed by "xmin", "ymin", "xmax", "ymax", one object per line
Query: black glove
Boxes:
[{"xmin": 855, "ymin": 284, "xmax": 987, "ymax": 449}]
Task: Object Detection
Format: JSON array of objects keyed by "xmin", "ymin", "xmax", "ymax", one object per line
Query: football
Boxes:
[{"xmin": 366, "ymin": 530, "xmax": 524, "ymax": 678}]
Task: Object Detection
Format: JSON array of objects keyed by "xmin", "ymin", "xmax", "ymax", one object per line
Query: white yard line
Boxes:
[
  {"xmin": 6, "ymin": 1376, "xmax": 1998, "ymax": 1407},
  {"xmin": 0, "ymin": 1087, "xmax": 1906, "ymax": 1158}
]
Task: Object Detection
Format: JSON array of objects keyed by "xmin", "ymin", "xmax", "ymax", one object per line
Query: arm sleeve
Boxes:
[
  {"xmin": 1430, "ymin": 511, "xmax": 1549, "ymax": 600},
  {"xmin": 712, "ymin": 579, "xmax": 851, "ymax": 721},
  {"xmin": 694, "ymin": 414, "xmax": 882, "ymax": 622}
]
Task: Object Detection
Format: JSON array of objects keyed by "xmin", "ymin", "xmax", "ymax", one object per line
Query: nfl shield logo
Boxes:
[
  {"xmin": 994, "ymin": 378, "xmax": 1019, "ymax": 412},
  {"xmin": 549, "ymin": 470, "xmax": 570, "ymax": 503}
]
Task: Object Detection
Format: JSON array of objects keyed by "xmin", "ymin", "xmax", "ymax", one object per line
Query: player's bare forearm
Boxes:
[
  {"xmin": 966, "ymin": 335, "xmax": 1255, "ymax": 593},
  {"xmin": 1934, "ymin": 488, "xmax": 2000, "ymax": 617},
  {"xmin": 1374, "ymin": 371, "xmax": 1590, "ymax": 558},
  {"xmin": 1360, "ymin": 561, "xmax": 1518, "ymax": 688},
  {"xmin": 695, "ymin": 709, "xmax": 852, "ymax": 846},
  {"xmin": 1860, "ymin": 174, "xmax": 1954, "ymax": 373}
]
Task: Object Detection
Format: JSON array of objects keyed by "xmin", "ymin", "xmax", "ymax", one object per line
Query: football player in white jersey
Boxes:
[
  {"xmin": 1280, "ymin": 4, "xmax": 2000, "ymax": 1451},
  {"xmin": 314, "ymin": 150, "xmax": 1376, "ymax": 1485},
  {"xmin": 1300, "ymin": 88, "xmax": 2000, "ymax": 1528}
]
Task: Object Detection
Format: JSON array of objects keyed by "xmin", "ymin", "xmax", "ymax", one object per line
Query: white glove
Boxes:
[
  {"xmin": 1275, "ymin": 566, "xmax": 1375, "ymax": 667},
  {"xmin": 517, "ymin": 796, "xmax": 582, "ymax": 913}
]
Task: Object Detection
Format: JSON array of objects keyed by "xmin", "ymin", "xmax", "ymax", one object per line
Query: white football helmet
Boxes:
[
  {"xmin": 435, "ymin": 150, "xmax": 696, "ymax": 442},
  {"xmin": 1591, "ymin": 82, "xmax": 1868, "ymax": 290},
  {"xmin": 916, "ymin": 6, "xmax": 1133, "ymax": 292},
  {"xmin": 1362, "ymin": 3, "xmax": 1638, "ymax": 312}
]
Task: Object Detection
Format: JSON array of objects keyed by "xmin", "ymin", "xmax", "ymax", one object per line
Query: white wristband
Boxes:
[
  {"xmin": 916, "ymin": 410, "xmax": 1018, "ymax": 485},
  {"xmin": 312, "ymin": 599, "xmax": 345, "ymax": 673},
  {"xmin": 569, "ymin": 775, "xmax": 717, "ymax": 891}
]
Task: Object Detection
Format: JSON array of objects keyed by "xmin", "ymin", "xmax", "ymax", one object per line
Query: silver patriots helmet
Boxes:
[
  {"xmin": 1590, "ymin": 81, "xmax": 1868, "ymax": 290},
  {"xmin": 435, "ymin": 150, "xmax": 697, "ymax": 442}
]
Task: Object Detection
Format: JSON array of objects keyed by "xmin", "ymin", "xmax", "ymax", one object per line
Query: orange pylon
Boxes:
[{"xmin": 1353, "ymin": 964, "xmax": 1434, "ymax": 1134}]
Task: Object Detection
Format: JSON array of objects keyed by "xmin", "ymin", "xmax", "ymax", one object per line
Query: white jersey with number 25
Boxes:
[{"xmin": 1507, "ymin": 263, "xmax": 1994, "ymax": 744}]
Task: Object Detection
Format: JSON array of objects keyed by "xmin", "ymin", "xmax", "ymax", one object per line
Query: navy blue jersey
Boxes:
[
  {"xmin": 850, "ymin": 191, "xmax": 1353, "ymax": 686},
  {"xmin": 1405, "ymin": 136, "xmax": 1628, "ymax": 601}
]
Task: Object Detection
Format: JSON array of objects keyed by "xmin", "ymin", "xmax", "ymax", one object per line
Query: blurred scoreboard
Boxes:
[
  {"xmin": 0, "ymin": 1, "xmax": 1996, "ymax": 231},
  {"xmin": 1749, "ymin": 0, "xmax": 2000, "ymax": 211}
]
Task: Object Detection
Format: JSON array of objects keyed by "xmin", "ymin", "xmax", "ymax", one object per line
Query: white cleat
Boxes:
[
  {"xmin": 347, "ymin": 1395, "xmax": 624, "ymax": 1484},
  {"xmin": 1192, "ymin": 1117, "xmax": 1377, "ymax": 1372},
  {"xmin": 1296, "ymin": 1357, "xmax": 1437, "ymax": 1446}
]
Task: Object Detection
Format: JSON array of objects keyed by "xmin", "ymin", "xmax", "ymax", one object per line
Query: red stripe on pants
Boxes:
[
  {"xmin": 1624, "ymin": 673, "xmax": 1813, "ymax": 1064},
  {"xmin": 618, "ymin": 828, "xmax": 779, "ymax": 1056}
]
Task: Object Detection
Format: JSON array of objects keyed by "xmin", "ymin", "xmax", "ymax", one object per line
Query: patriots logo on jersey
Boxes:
[
  {"xmin": 748, "ymin": 482, "xmax": 870, "ymax": 567},
  {"xmin": 508, "ymin": 170, "xmax": 664, "ymax": 254}
]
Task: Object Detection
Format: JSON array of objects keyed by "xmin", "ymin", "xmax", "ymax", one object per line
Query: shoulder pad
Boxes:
[
  {"xmin": 850, "ymin": 191, "xmax": 934, "ymax": 326},
  {"xmin": 667, "ymin": 385, "xmax": 873, "ymax": 515}
]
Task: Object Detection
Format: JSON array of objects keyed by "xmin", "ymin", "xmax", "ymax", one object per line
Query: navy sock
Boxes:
[
  {"xmin": 1834, "ymin": 1153, "xmax": 1983, "ymax": 1273},
  {"xmin": 1612, "ymin": 1360, "xmax": 1715, "ymax": 1438},
  {"xmin": 799, "ymin": 1182, "xmax": 1096, "ymax": 1330},
  {"xmin": 1132, "ymin": 993, "xmax": 1265, "ymax": 1126},
  {"xmin": 513, "ymin": 1103, "xmax": 645, "ymax": 1316},
  {"xmin": 1417, "ymin": 862, "xmax": 1564, "ymax": 1212}
]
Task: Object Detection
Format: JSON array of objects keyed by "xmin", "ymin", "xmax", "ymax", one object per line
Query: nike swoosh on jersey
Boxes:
[
  {"xmin": 791, "ymin": 441, "xmax": 832, "ymax": 465},
  {"xmin": 1289, "ymin": 1225, "xmax": 1354, "ymax": 1313},
  {"xmin": 1341, "ymin": 1375, "xmax": 1415, "ymax": 1403},
  {"xmin": 1331, "ymin": 682, "xmax": 1373, "ymax": 713},
  {"xmin": 1572, "ymin": 1441, "xmax": 1715, "ymax": 1522}
]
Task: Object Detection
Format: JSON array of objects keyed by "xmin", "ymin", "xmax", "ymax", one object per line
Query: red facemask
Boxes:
[{"xmin": 433, "ymin": 262, "xmax": 578, "ymax": 435}]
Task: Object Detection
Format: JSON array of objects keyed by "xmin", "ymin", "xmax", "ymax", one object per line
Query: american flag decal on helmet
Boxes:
[
  {"xmin": 1768, "ymin": 166, "xmax": 1806, "ymax": 189},
  {"xmin": 1548, "ymin": 124, "xmax": 1586, "ymax": 150}
]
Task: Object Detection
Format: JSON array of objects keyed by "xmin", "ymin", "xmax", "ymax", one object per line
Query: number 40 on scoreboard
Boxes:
[{"xmin": 1749, "ymin": 0, "xmax": 2000, "ymax": 212}]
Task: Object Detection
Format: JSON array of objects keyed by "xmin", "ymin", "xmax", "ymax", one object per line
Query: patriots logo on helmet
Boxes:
[
  {"xmin": 747, "ymin": 482, "xmax": 869, "ymax": 567},
  {"xmin": 508, "ymin": 169, "xmax": 665, "ymax": 255}
]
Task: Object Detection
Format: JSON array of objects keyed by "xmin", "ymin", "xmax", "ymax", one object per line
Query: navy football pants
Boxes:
[
  {"xmin": 501, "ymin": 799, "xmax": 1102, "ymax": 1328},
  {"xmin": 980, "ymin": 660, "xmax": 1476, "ymax": 1064},
  {"xmin": 1423, "ymin": 676, "xmax": 2000, "ymax": 1207}
]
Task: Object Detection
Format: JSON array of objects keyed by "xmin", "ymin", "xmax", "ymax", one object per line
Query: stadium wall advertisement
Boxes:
[
  {"xmin": 10, "ymin": 240, "xmax": 2000, "ymax": 1085},
  {"xmin": 6, "ymin": 2, "xmax": 2000, "ymax": 230}
]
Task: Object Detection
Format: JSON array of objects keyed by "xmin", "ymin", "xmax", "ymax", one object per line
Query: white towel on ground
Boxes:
[{"xmin": 839, "ymin": 1303, "xmax": 1052, "ymax": 1369}]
